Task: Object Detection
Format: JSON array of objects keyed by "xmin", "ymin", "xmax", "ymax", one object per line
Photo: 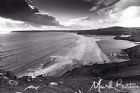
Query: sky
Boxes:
[{"xmin": 0, "ymin": 0, "xmax": 140, "ymax": 33}]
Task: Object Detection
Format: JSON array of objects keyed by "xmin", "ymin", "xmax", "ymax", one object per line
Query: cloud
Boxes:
[
  {"xmin": 117, "ymin": 6, "xmax": 140, "ymax": 27},
  {"xmin": 54, "ymin": 16, "xmax": 93, "ymax": 30},
  {"xmin": 94, "ymin": 0, "xmax": 140, "ymax": 28},
  {"xmin": 113, "ymin": 0, "xmax": 140, "ymax": 12},
  {"xmin": 121, "ymin": 6, "xmax": 140, "ymax": 18},
  {"xmin": 99, "ymin": 5, "xmax": 140, "ymax": 27},
  {"xmin": 59, "ymin": 16, "xmax": 90, "ymax": 26},
  {"xmin": 0, "ymin": 17, "xmax": 66, "ymax": 34},
  {"xmin": 85, "ymin": 0, "xmax": 120, "ymax": 11},
  {"xmin": 70, "ymin": 16, "xmax": 90, "ymax": 22},
  {"xmin": 0, "ymin": 0, "xmax": 60, "ymax": 26}
]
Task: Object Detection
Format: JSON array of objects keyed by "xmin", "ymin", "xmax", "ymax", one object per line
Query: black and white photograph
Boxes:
[{"xmin": 0, "ymin": 0, "xmax": 140, "ymax": 93}]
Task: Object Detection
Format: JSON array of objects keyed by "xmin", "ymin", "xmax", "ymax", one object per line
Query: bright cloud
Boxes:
[
  {"xmin": 0, "ymin": 17, "xmax": 24, "ymax": 34},
  {"xmin": 121, "ymin": 6, "xmax": 140, "ymax": 18},
  {"xmin": 58, "ymin": 17, "xmax": 90, "ymax": 27},
  {"xmin": 98, "ymin": 5, "xmax": 140, "ymax": 28},
  {"xmin": 0, "ymin": 17, "xmax": 66, "ymax": 34},
  {"xmin": 118, "ymin": 6, "xmax": 140, "ymax": 27}
]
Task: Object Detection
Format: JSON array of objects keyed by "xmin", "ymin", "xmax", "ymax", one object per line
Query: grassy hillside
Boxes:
[{"xmin": 78, "ymin": 26, "xmax": 140, "ymax": 35}]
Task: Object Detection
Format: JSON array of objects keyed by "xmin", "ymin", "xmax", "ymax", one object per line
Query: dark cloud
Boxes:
[
  {"xmin": 85, "ymin": 0, "xmax": 120, "ymax": 11},
  {"xmin": 31, "ymin": 0, "xmax": 121, "ymax": 19},
  {"xmin": 31, "ymin": 0, "xmax": 93, "ymax": 18},
  {"xmin": 0, "ymin": 0, "xmax": 60, "ymax": 26}
]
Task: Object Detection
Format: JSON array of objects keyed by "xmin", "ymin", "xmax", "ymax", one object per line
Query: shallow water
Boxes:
[
  {"xmin": 94, "ymin": 35, "xmax": 137, "ymax": 49},
  {"xmin": 95, "ymin": 35, "xmax": 138, "ymax": 62},
  {"xmin": 0, "ymin": 32, "xmax": 137, "ymax": 78}
]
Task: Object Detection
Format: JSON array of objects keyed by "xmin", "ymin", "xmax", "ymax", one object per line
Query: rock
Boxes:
[
  {"xmin": 6, "ymin": 71, "xmax": 17, "ymax": 79},
  {"xmin": 8, "ymin": 80, "xmax": 18, "ymax": 86},
  {"xmin": 23, "ymin": 85, "xmax": 39, "ymax": 93},
  {"xmin": 20, "ymin": 76, "xmax": 33, "ymax": 83},
  {"xmin": 25, "ymin": 85, "xmax": 39, "ymax": 90},
  {"xmin": 49, "ymin": 82, "xmax": 58, "ymax": 86},
  {"xmin": 0, "ymin": 69, "xmax": 6, "ymax": 74}
]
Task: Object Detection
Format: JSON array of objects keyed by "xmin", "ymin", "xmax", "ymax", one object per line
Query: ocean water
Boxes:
[{"xmin": 0, "ymin": 32, "xmax": 137, "ymax": 78}]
